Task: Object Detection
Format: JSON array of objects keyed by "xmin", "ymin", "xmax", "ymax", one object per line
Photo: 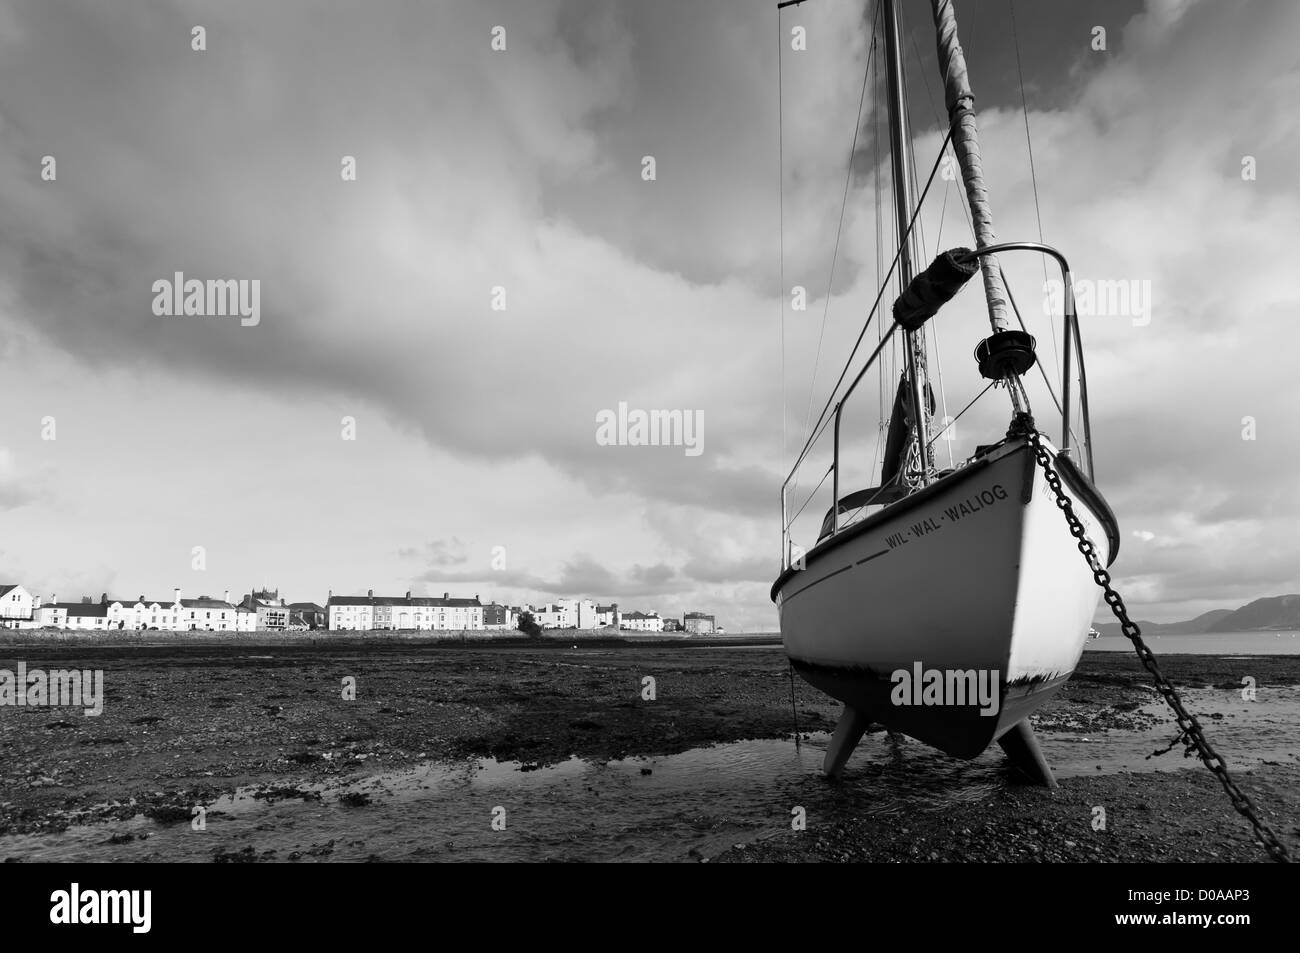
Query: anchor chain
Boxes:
[{"xmin": 1026, "ymin": 428, "xmax": 1292, "ymax": 864}]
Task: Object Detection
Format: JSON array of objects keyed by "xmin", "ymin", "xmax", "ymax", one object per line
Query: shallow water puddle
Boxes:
[{"xmin": 3, "ymin": 688, "xmax": 1294, "ymax": 862}]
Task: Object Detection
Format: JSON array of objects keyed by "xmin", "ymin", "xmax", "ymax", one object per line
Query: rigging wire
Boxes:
[
  {"xmin": 899, "ymin": 1, "xmax": 954, "ymax": 470},
  {"xmin": 928, "ymin": 321, "xmax": 955, "ymax": 467},
  {"xmin": 787, "ymin": 318, "xmax": 905, "ymax": 531},
  {"xmin": 788, "ymin": 462, "xmax": 836, "ymax": 526},
  {"xmin": 926, "ymin": 380, "xmax": 995, "ymax": 450},
  {"xmin": 778, "ymin": 5, "xmax": 787, "ymax": 466},
  {"xmin": 787, "ymin": 129, "xmax": 953, "ymax": 480},
  {"xmin": 1005, "ymin": 280, "xmax": 1065, "ymax": 423},
  {"xmin": 797, "ymin": 1, "xmax": 882, "ymax": 456},
  {"xmin": 871, "ymin": 27, "xmax": 886, "ymax": 490},
  {"xmin": 935, "ymin": 174, "xmax": 950, "ymax": 248},
  {"xmin": 1009, "ymin": 0, "xmax": 1061, "ymax": 378},
  {"xmin": 900, "ymin": 2, "xmax": 1061, "ymax": 442}
]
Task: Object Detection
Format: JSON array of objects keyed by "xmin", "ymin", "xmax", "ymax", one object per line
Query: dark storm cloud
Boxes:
[{"xmin": 414, "ymin": 551, "xmax": 682, "ymax": 599}]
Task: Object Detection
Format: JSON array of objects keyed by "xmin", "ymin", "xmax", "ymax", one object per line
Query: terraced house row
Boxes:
[
  {"xmin": 4, "ymin": 587, "xmax": 255, "ymax": 631},
  {"xmin": 0, "ymin": 585, "xmax": 323, "ymax": 632},
  {"xmin": 325, "ymin": 591, "xmax": 494, "ymax": 631},
  {"xmin": 2, "ymin": 583, "xmax": 717, "ymax": 634}
]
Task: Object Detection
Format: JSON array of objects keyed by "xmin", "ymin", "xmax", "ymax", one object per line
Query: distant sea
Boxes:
[{"xmin": 1087, "ymin": 630, "xmax": 1300, "ymax": 655}]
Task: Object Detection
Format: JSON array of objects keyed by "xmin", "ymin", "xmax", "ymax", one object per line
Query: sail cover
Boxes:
[{"xmin": 892, "ymin": 247, "xmax": 979, "ymax": 331}]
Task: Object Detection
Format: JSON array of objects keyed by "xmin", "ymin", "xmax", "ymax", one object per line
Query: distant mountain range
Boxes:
[{"xmin": 1096, "ymin": 595, "xmax": 1300, "ymax": 636}]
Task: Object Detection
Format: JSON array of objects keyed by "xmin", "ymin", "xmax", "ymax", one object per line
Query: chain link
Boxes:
[{"xmin": 1027, "ymin": 429, "xmax": 1292, "ymax": 863}]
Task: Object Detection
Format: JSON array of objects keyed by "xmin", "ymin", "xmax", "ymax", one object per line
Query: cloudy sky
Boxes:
[{"xmin": 0, "ymin": 0, "xmax": 1296, "ymax": 628}]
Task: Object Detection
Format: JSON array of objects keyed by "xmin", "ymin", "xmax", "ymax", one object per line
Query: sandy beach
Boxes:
[{"xmin": 1, "ymin": 637, "xmax": 1296, "ymax": 862}]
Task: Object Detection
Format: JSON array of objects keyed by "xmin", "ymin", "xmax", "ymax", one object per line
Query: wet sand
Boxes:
[{"xmin": 1, "ymin": 638, "xmax": 1296, "ymax": 861}]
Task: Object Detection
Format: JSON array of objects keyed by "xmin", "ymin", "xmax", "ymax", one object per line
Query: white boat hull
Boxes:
[{"xmin": 773, "ymin": 436, "xmax": 1117, "ymax": 760}]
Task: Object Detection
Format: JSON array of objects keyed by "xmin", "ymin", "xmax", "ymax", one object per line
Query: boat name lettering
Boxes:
[
  {"xmin": 883, "ymin": 483, "xmax": 1009, "ymax": 549},
  {"xmin": 942, "ymin": 484, "xmax": 1008, "ymax": 524}
]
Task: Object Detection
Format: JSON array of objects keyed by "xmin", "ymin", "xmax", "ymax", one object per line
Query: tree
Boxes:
[{"xmin": 516, "ymin": 610, "xmax": 542, "ymax": 638}]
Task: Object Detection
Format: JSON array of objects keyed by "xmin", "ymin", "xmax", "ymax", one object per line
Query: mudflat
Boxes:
[{"xmin": 0, "ymin": 638, "xmax": 1295, "ymax": 862}]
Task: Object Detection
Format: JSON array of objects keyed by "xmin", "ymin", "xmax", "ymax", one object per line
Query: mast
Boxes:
[
  {"xmin": 931, "ymin": 0, "xmax": 1010, "ymax": 332},
  {"xmin": 882, "ymin": 0, "xmax": 931, "ymax": 485}
]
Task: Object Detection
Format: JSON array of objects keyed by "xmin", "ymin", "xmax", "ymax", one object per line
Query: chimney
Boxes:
[
  {"xmin": 444, "ymin": 592, "xmax": 449, "ymax": 600},
  {"xmin": 101, "ymin": 592, "xmax": 107, "ymax": 604},
  {"xmin": 81, "ymin": 596, "xmax": 91, "ymax": 604},
  {"xmin": 50, "ymin": 593, "xmax": 56, "ymax": 605},
  {"xmin": 174, "ymin": 587, "xmax": 181, "ymax": 605},
  {"xmin": 328, "ymin": 589, "xmax": 333, "ymax": 601},
  {"xmin": 368, "ymin": 588, "xmax": 374, "ymax": 597},
  {"xmin": 223, "ymin": 589, "xmax": 230, "ymax": 604},
  {"xmin": 139, "ymin": 594, "xmax": 144, "ymax": 604},
  {"xmin": 405, "ymin": 590, "xmax": 411, "ymax": 599}
]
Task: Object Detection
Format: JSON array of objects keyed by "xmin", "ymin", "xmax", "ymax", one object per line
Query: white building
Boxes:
[
  {"xmin": 0, "ymin": 585, "xmax": 37, "ymax": 629},
  {"xmin": 34, "ymin": 598, "xmax": 111, "ymax": 630},
  {"xmin": 108, "ymin": 593, "xmax": 182, "ymax": 630},
  {"xmin": 35, "ymin": 592, "xmax": 180, "ymax": 630},
  {"xmin": 534, "ymin": 599, "xmax": 600, "ymax": 630},
  {"xmin": 328, "ymin": 594, "xmax": 375, "ymax": 631},
  {"xmin": 35, "ymin": 602, "xmax": 69, "ymax": 627},
  {"xmin": 62, "ymin": 602, "xmax": 111, "ymax": 630},
  {"xmin": 595, "ymin": 604, "xmax": 620, "ymax": 628},
  {"xmin": 33, "ymin": 587, "xmax": 248, "ymax": 632},
  {"xmin": 619, "ymin": 610, "xmax": 664, "ymax": 632},
  {"xmin": 327, "ymin": 591, "xmax": 484, "ymax": 631},
  {"xmin": 179, "ymin": 590, "xmax": 241, "ymax": 631}
]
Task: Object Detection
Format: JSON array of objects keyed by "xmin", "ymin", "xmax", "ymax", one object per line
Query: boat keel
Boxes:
[
  {"xmin": 823, "ymin": 705, "xmax": 871, "ymax": 778},
  {"xmin": 996, "ymin": 719, "xmax": 1057, "ymax": 788}
]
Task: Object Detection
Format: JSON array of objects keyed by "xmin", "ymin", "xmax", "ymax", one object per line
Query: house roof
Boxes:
[
  {"xmin": 0, "ymin": 585, "xmax": 19, "ymax": 597},
  {"xmin": 327, "ymin": 595, "xmax": 483, "ymax": 608},
  {"xmin": 66, "ymin": 603, "xmax": 109, "ymax": 618},
  {"xmin": 684, "ymin": 612, "xmax": 715, "ymax": 620},
  {"xmin": 289, "ymin": 602, "xmax": 324, "ymax": 612},
  {"xmin": 181, "ymin": 598, "xmax": 234, "ymax": 609}
]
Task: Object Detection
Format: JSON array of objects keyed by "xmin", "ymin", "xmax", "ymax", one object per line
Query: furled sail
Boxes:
[{"xmin": 881, "ymin": 374, "xmax": 936, "ymax": 488}]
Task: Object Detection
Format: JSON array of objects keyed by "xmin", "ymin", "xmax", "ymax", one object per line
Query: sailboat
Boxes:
[{"xmin": 774, "ymin": 0, "xmax": 1120, "ymax": 785}]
